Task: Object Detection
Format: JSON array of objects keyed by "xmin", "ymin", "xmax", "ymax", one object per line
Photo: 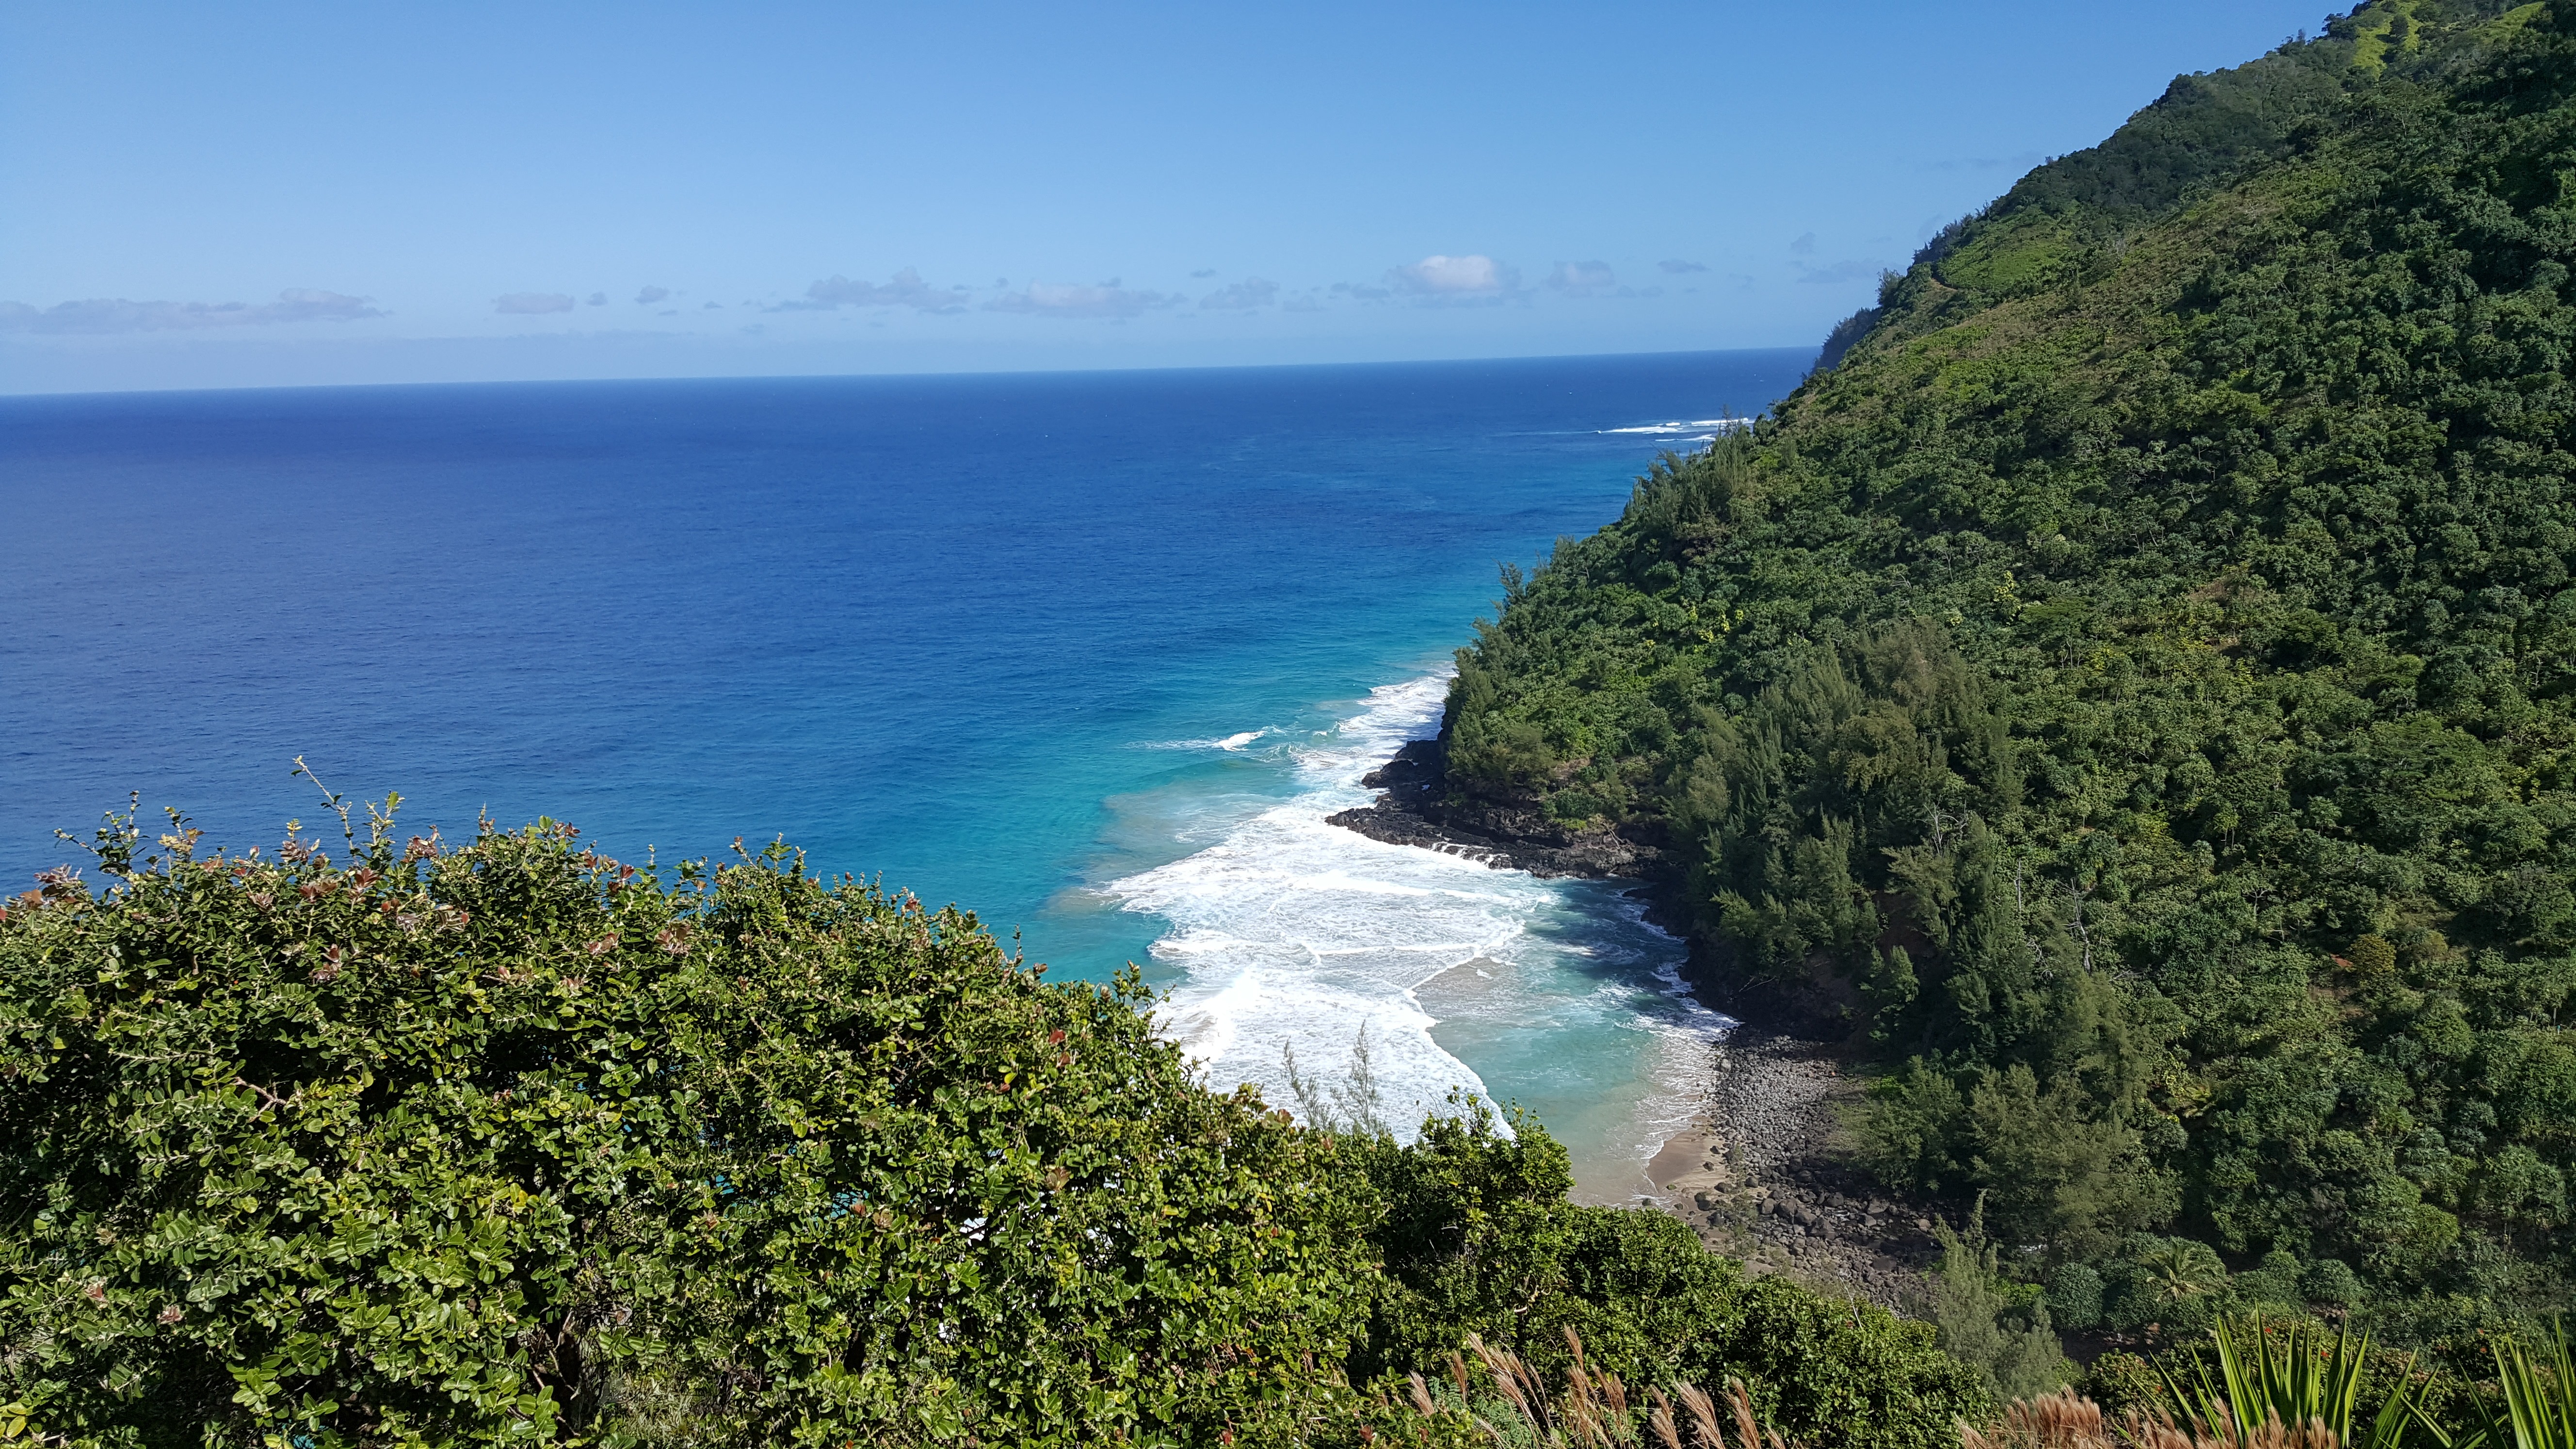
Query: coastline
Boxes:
[
  {"xmin": 1332, "ymin": 733, "xmax": 1941, "ymax": 1310},
  {"xmin": 1624, "ymin": 1029, "xmax": 1940, "ymax": 1310},
  {"xmin": 1128, "ymin": 674, "xmax": 1709, "ymax": 1169}
]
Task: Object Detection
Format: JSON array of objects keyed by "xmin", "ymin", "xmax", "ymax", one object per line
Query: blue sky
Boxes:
[{"xmin": 3, "ymin": 0, "xmax": 2333, "ymax": 393}]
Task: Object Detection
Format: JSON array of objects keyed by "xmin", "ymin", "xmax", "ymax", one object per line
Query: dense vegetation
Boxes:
[
  {"xmin": 17, "ymin": 4, "xmax": 2576, "ymax": 1439},
  {"xmin": 0, "ymin": 803, "xmax": 1980, "ymax": 1446},
  {"xmin": 1441, "ymin": 0, "xmax": 2576, "ymax": 1357}
]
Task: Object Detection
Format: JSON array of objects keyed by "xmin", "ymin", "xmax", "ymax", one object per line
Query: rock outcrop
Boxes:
[{"xmin": 1325, "ymin": 738, "xmax": 1668, "ymax": 880}]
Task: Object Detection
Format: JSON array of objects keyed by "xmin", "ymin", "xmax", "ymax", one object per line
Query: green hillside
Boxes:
[{"xmin": 1442, "ymin": 0, "xmax": 2576, "ymax": 1344}]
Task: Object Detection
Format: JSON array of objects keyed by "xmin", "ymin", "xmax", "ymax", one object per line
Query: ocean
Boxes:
[{"xmin": 0, "ymin": 349, "xmax": 1808, "ymax": 1197}]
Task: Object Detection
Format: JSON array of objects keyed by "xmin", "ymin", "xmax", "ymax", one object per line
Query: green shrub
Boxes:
[
  {"xmin": 1354, "ymin": 1103, "xmax": 1991, "ymax": 1449},
  {"xmin": 2102, "ymin": 1235, "xmax": 2231, "ymax": 1342},
  {"xmin": 2232, "ymin": 1250, "xmax": 2309, "ymax": 1315},
  {"xmin": 0, "ymin": 806, "xmax": 1375, "ymax": 1446},
  {"xmin": 2046, "ymin": 1264, "xmax": 2106, "ymax": 1332},
  {"xmin": 2303, "ymin": 1259, "xmax": 2366, "ymax": 1309},
  {"xmin": 0, "ymin": 804, "xmax": 1995, "ymax": 1448},
  {"xmin": 2082, "ymin": 1352, "xmax": 2160, "ymax": 1416}
]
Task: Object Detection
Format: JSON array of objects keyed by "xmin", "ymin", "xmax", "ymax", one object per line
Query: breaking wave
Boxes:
[{"xmin": 1107, "ymin": 673, "xmax": 1730, "ymax": 1193}]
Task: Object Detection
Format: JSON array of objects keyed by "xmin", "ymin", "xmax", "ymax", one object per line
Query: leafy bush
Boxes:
[
  {"xmin": 0, "ymin": 805, "xmax": 1375, "ymax": 1445},
  {"xmin": 2081, "ymin": 1352, "xmax": 2160, "ymax": 1417},
  {"xmin": 2102, "ymin": 1237, "xmax": 2232, "ymax": 1341},
  {"xmin": 2047, "ymin": 1264, "xmax": 2107, "ymax": 1333},
  {"xmin": 1356, "ymin": 1102, "xmax": 1990, "ymax": 1449},
  {"xmin": 0, "ymin": 803, "xmax": 1986, "ymax": 1447}
]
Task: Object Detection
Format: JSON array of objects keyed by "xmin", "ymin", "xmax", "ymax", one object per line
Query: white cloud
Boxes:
[
  {"xmin": 1190, "ymin": 268, "xmax": 1218, "ymax": 278},
  {"xmin": 1388, "ymin": 253, "xmax": 1515, "ymax": 297},
  {"xmin": 1931, "ymin": 151, "xmax": 2044, "ymax": 173},
  {"xmin": 1795, "ymin": 259, "xmax": 1886, "ymax": 285},
  {"xmin": 0, "ymin": 288, "xmax": 385, "ymax": 334},
  {"xmin": 1658, "ymin": 258, "xmax": 1708, "ymax": 274},
  {"xmin": 635, "ymin": 286, "xmax": 670, "ymax": 305},
  {"xmin": 1790, "ymin": 232, "xmax": 1819, "ymax": 256},
  {"xmin": 1544, "ymin": 260, "xmax": 1618, "ymax": 297},
  {"xmin": 1199, "ymin": 277, "xmax": 1278, "ymax": 310},
  {"xmin": 791, "ymin": 268, "xmax": 970, "ymax": 314},
  {"xmin": 984, "ymin": 280, "xmax": 1177, "ymax": 319},
  {"xmin": 495, "ymin": 292, "xmax": 575, "ymax": 314},
  {"xmin": 586, "ymin": 292, "xmax": 608, "ymax": 306}
]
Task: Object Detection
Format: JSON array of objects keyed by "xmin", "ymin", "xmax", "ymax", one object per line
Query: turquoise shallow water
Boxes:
[{"xmin": 0, "ymin": 350, "xmax": 1806, "ymax": 1194}]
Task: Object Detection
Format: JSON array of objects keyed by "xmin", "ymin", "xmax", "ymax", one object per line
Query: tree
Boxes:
[{"xmin": 1918, "ymin": 1197, "xmax": 2071, "ymax": 1402}]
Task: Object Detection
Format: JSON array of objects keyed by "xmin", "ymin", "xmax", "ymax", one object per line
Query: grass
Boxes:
[{"xmin": 1398, "ymin": 1328, "xmax": 1791, "ymax": 1449}]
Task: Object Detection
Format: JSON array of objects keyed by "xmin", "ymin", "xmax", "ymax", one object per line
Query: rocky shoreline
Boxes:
[
  {"xmin": 1324, "ymin": 739, "xmax": 1670, "ymax": 879},
  {"xmin": 1637, "ymin": 1030, "xmax": 1941, "ymax": 1310},
  {"xmin": 1329, "ymin": 736, "xmax": 1945, "ymax": 1311}
]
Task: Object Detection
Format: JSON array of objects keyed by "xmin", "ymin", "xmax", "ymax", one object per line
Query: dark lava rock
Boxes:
[{"xmin": 1327, "ymin": 737, "xmax": 1668, "ymax": 880}]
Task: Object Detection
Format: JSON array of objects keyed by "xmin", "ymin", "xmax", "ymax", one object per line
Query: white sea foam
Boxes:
[
  {"xmin": 1109, "ymin": 673, "xmax": 1732, "ymax": 1183},
  {"xmin": 1142, "ymin": 727, "xmax": 1274, "ymax": 752},
  {"xmin": 1599, "ymin": 418, "xmax": 1746, "ymax": 435},
  {"xmin": 1111, "ymin": 676, "xmax": 1506, "ymax": 1131}
]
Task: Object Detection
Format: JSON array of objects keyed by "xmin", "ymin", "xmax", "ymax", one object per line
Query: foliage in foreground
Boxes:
[
  {"xmin": 2459, "ymin": 1315, "xmax": 2576, "ymax": 1449},
  {"xmin": 1397, "ymin": 1328, "xmax": 1795, "ymax": 1448},
  {"xmin": 0, "ymin": 805, "xmax": 1981, "ymax": 1447},
  {"xmin": 1434, "ymin": 0, "xmax": 2576, "ymax": 1351},
  {"xmin": 1991, "ymin": 1315, "xmax": 2576, "ymax": 1449},
  {"xmin": 0, "ymin": 801, "xmax": 1372, "ymax": 1444},
  {"xmin": 1962, "ymin": 1388, "xmax": 2335, "ymax": 1449},
  {"xmin": 1355, "ymin": 1110, "xmax": 1985, "ymax": 1449},
  {"xmin": 2158, "ymin": 1317, "xmax": 2425, "ymax": 1449}
]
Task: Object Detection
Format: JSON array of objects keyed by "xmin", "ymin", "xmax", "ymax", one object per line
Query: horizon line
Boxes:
[{"xmin": 0, "ymin": 341, "xmax": 1827, "ymax": 404}]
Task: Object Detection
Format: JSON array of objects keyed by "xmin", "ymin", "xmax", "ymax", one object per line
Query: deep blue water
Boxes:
[{"xmin": 1, "ymin": 350, "xmax": 1807, "ymax": 1193}]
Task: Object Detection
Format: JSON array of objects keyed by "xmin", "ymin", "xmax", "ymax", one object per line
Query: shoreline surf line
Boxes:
[{"xmin": 1112, "ymin": 669, "xmax": 1736, "ymax": 1203}]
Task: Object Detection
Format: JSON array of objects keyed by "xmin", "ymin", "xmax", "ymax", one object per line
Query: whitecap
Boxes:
[
  {"xmin": 1138, "ymin": 727, "xmax": 1274, "ymax": 752},
  {"xmin": 1596, "ymin": 418, "xmax": 1749, "ymax": 436}
]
